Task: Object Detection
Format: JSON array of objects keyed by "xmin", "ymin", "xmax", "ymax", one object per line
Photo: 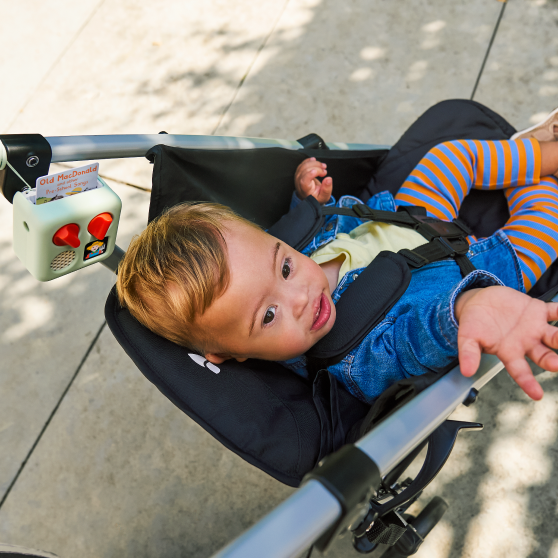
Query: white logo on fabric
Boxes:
[{"xmin": 188, "ymin": 353, "xmax": 220, "ymax": 374}]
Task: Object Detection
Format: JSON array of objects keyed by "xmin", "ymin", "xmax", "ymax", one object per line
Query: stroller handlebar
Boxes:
[{"xmin": 43, "ymin": 134, "xmax": 389, "ymax": 162}]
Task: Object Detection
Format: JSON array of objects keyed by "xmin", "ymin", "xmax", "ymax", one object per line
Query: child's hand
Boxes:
[
  {"xmin": 294, "ymin": 158, "xmax": 333, "ymax": 204},
  {"xmin": 455, "ymin": 286, "xmax": 558, "ymax": 400}
]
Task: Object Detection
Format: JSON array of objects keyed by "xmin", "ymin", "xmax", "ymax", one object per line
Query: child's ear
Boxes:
[{"xmin": 205, "ymin": 353, "xmax": 229, "ymax": 365}]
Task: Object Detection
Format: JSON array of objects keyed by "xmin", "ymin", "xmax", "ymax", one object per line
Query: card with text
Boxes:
[{"xmin": 35, "ymin": 163, "xmax": 100, "ymax": 205}]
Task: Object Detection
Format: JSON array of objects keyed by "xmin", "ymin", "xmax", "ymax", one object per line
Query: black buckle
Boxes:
[
  {"xmin": 412, "ymin": 215, "xmax": 464, "ymax": 238},
  {"xmin": 353, "ymin": 204, "xmax": 374, "ymax": 218},
  {"xmin": 399, "ymin": 249, "xmax": 430, "ymax": 268}
]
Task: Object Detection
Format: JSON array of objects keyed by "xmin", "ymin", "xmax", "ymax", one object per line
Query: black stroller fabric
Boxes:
[{"xmin": 106, "ymin": 99, "xmax": 544, "ymax": 487}]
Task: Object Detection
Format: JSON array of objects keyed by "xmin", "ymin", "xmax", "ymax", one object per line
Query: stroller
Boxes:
[{"xmin": 2, "ymin": 100, "xmax": 556, "ymax": 558}]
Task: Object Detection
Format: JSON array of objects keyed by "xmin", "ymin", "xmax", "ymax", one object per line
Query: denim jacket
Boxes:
[{"xmin": 281, "ymin": 191, "xmax": 524, "ymax": 404}]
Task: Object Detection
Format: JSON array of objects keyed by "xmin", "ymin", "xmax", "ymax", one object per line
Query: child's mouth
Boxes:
[{"xmin": 311, "ymin": 293, "xmax": 331, "ymax": 331}]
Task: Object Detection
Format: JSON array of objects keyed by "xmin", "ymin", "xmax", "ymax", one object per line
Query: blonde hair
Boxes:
[{"xmin": 116, "ymin": 202, "xmax": 260, "ymax": 352}]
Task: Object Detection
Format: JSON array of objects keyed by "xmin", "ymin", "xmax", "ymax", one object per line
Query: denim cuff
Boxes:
[
  {"xmin": 448, "ymin": 270, "xmax": 504, "ymax": 329},
  {"xmin": 290, "ymin": 191, "xmax": 335, "ymax": 210}
]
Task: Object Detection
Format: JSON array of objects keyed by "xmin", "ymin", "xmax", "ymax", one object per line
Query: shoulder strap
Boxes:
[
  {"xmin": 323, "ymin": 203, "xmax": 475, "ymax": 277},
  {"xmin": 306, "ymin": 251, "xmax": 411, "ymax": 366},
  {"xmin": 266, "ymin": 196, "xmax": 325, "ymax": 250},
  {"xmin": 268, "ymin": 200, "xmax": 474, "ymax": 367}
]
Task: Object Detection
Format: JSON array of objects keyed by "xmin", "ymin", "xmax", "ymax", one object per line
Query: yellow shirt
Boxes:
[{"xmin": 310, "ymin": 221, "xmax": 427, "ymax": 284}]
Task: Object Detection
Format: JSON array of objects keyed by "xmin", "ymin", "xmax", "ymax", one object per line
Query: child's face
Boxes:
[{"xmin": 198, "ymin": 220, "xmax": 337, "ymax": 363}]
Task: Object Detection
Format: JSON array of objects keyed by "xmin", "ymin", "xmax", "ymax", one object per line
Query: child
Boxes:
[{"xmin": 117, "ymin": 128, "xmax": 558, "ymax": 405}]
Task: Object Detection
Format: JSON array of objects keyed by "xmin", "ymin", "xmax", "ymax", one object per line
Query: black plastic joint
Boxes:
[
  {"xmin": 302, "ymin": 444, "xmax": 381, "ymax": 551},
  {"xmin": 353, "ymin": 203, "xmax": 374, "ymax": 219},
  {"xmin": 463, "ymin": 388, "xmax": 479, "ymax": 407},
  {"xmin": 297, "ymin": 132, "xmax": 329, "ymax": 150},
  {"xmin": 0, "ymin": 134, "xmax": 52, "ymax": 203},
  {"xmin": 453, "ymin": 217, "xmax": 473, "ymax": 236},
  {"xmin": 399, "ymin": 248, "xmax": 429, "ymax": 268}
]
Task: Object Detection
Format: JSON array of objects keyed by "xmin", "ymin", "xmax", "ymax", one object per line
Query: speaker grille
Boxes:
[{"xmin": 51, "ymin": 250, "xmax": 76, "ymax": 271}]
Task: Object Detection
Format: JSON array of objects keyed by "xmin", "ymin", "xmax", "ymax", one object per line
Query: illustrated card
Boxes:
[{"xmin": 35, "ymin": 162, "xmax": 100, "ymax": 205}]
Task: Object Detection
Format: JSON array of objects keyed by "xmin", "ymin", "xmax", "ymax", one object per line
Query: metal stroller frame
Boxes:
[{"xmin": 1, "ymin": 132, "xmax": 552, "ymax": 558}]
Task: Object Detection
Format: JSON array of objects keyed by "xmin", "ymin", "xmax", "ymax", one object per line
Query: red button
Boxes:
[
  {"xmin": 53, "ymin": 224, "xmax": 80, "ymax": 248},
  {"xmin": 88, "ymin": 213, "xmax": 113, "ymax": 240}
]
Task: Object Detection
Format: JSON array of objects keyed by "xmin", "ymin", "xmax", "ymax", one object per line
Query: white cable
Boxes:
[{"xmin": 6, "ymin": 159, "xmax": 33, "ymax": 191}]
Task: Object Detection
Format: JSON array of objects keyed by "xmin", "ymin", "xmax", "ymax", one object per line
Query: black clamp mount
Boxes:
[
  {"xmin": 302, "ymin": 444, "xmax": 382, "ymax": 552},
  {"xmin": 0, "ymin": 134, "xmax": 52, "ymax": 203}
]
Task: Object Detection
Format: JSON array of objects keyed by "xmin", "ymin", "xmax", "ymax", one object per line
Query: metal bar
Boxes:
[
  {"xmin": 212, "ymin": 480, "xmax": 341, "ymax": 558},
  {"xmin": 43, "ymin": 135, "xmax": 389, "ymax": 163},
  {"xmin": 355, "ymin": 354, "xmax": 503, "ymax": 473},
  {"xmin": 100, "ymin": 244, "xmax": 125, "ymax": 274}
]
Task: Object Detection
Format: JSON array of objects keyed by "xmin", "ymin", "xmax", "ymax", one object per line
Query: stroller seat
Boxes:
[{"xmin": 105, "ymin": 99, "xmax": 555, "ymax": 491}]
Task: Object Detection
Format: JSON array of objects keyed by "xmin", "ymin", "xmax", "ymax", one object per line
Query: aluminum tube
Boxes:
[
  {"xmin": 44, "ymin": 135, "xmax": 389, "ymax": 163},
  {"xmin": 211, "ymin": 480, "xmax": 341, "ymax": 558}
]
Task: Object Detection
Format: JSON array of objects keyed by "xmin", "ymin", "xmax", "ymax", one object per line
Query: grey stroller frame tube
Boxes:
[
  {"xmin": 39, "ymin": 135, "xmax": 389, "ymax": 163},
  {"xmin": 211, "ymin": 348, "xmax": 544, "ymax": 558}
]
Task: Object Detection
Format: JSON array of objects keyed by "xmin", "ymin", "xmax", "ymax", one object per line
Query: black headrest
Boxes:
[{"xmin": 105, "ymin": 287, "xmax": 369, "ymax": 486}]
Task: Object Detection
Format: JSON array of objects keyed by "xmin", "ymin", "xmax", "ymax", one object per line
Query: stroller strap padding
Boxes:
[
  {"xmin": 306, "ymin": 252, "xmax": 411, "ymax": 365},
  {"xmin": 267, "ymin": 195, "xmax": 325, "ymax": 250}
]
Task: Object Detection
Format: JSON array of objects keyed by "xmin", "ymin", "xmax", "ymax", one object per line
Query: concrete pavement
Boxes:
[{"xmin": 2, "ymin": 1, "xmax": 558, "ymax": 557}]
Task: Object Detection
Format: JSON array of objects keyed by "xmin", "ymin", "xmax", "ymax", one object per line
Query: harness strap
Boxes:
[{"xmin": 322, "ymin": 203, "xmax": 475, "ymax": 277}]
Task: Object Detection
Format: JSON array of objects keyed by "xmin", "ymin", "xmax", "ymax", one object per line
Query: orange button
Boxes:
[
  {"xmin": 53, "ymin": 224, "xmax": 80, "ymax": 248},
  {"xmin": 88, "ymin": 212, "xmax": 113, "ymax": 240}
]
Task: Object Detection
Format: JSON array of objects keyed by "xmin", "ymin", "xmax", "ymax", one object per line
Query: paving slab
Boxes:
[
  {"xmin": 0, "ymin": 0, "xmax": 103, "ymax": 133},
  {"xmin": 474, "ymin": 0, "xmax": 558, "ymax": 135},
  {"xmin": 0, "ymin": 173, "xmax": 150, "ymax": 503},
  {"xmin": 216, "ymin": 0, "xmax": 502, "ymax": 145},
  {"xmin": 7, "ymin": 0, "xmax": 289, "ymax": 190}
]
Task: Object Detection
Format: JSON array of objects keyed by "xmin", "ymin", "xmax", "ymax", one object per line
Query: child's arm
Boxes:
[
  {"xmin": 294, "ymin": 158, "xmax": 333, "ymax": 204},
  {"xmin": 342, "ymin": 271, "xmax": 558, "ymax": 404},
  {"xmin": 455, "ymin": 286, "xmax": 558, "ymax": 400}
]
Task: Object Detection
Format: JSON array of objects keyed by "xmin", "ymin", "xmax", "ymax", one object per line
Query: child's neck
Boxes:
[{"xmin": 319, "ymin": 256, "xmax": 344, "ymax": 294}]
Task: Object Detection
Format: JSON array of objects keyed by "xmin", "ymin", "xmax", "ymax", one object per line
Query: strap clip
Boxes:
[
  {"xmin": 398, "ymin": 249, "xmax": 429, "ymax": 268},
  {"xmin": 353, "ymin": 203, "xmax": 374, "ymax": 219}
]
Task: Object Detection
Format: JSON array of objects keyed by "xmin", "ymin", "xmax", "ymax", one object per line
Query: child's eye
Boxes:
[
  {"xmin": 263, "ymin": 306, "xmax": 276, "ymax": 325},
  {"xmin": 282, "ymin": 258, "xmax": 292, "ymax": 279}
]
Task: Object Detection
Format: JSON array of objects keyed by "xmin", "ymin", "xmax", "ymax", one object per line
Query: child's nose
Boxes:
[{"xmin": 290, "ymin": 283, "xmax": 309, "ymax": 319}]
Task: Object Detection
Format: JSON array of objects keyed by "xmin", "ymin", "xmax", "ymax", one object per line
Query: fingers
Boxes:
[
  {"xmin": 295, "ymin": 158, "xmax": 327, "ymax": 184},
  {"xmin": 502, "ymin": 357, "xmax": 544, "ymax": 400},
  {"xmin": 527, "ymin": 334, "xmax": 558, "ymax": 372},
  {"xmin": 458, "ymin": 337, "xmax": 482, "ymax": 377},
  {"xmin": 546, "ymin": 302, "xmax": 558, "ymax": 324},
  {"xmin": 295, "ymin": 158, "xmax": 331, "ymax": 201},
  {"xmin": 316, "ymin": 176, "xmax": 333, "ymax": 204}
]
